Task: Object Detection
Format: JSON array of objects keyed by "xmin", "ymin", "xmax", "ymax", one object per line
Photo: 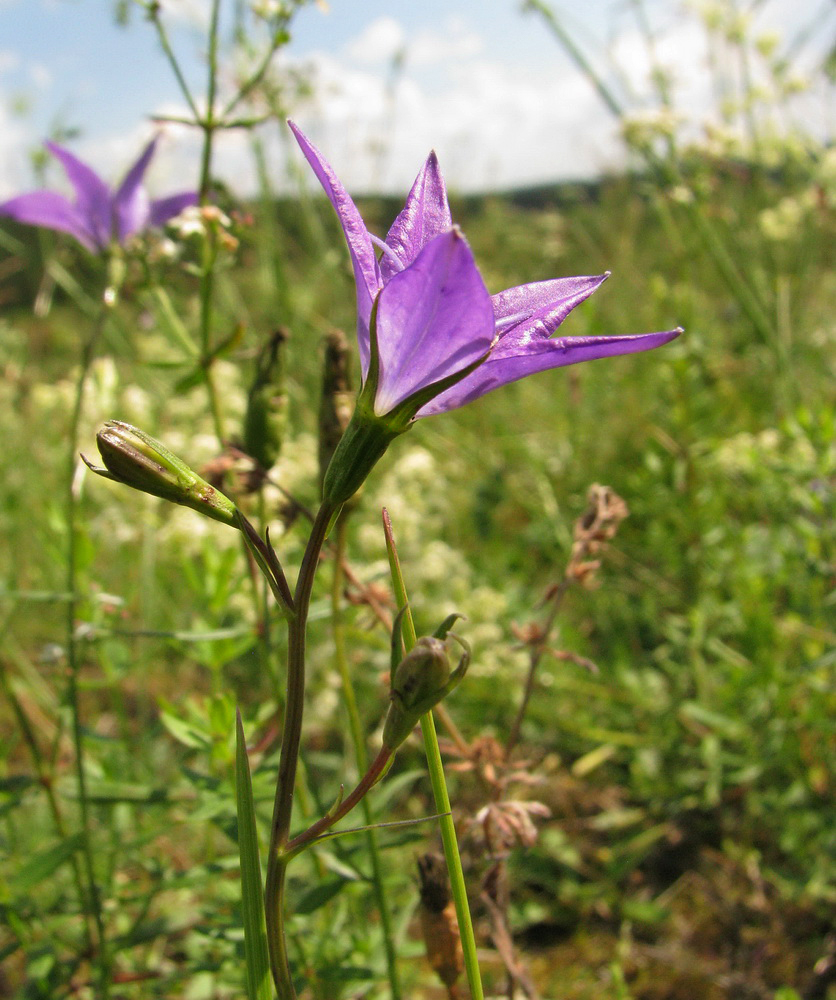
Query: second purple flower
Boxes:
[{"xmin": 0, "ymin": 138, "xmax": 197, "ymax": 254}]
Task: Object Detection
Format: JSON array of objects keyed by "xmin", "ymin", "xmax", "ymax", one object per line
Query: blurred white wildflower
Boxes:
[
  {"xmin": 712, "ymin": 428, "xmax": 816, "ymax": 476},
  {"xmin": 758, "ymin": 190, "xmax": 816, "ymax": 242},
  {"xmin": 169, "ymin": 204, "xmax": 232, "ymax": 239},
  {"xmin": 702, "ymin": 121, "xmax": 743, "ymax": 160},
  {"xmin": 119, "ymin": 384, "xmax": 154, "ymax": 428},
  {"xmin": 146, "ymin": 236, "xmax": 181, "ymax": 264},
  {"xmin": 755, "ymin": 31, "xmax": 780, "ymax": 60},
  {"xmin": 154, "ymin": 500, "xmax": 241, "ymax": 556},
  {"xmin": 622, "ymin": 109, "xmax": 684, "ymax": 149},
  {"xmin": 669, "ymin": 185, "xmax": 695, "ymax": 205},
  {"xmin": 251, "ymin": 0, "xmax": 289, "ymax": 18},
  {"xmin": 309, "ymin": 669, "xmax": 342, "ymax": 729}
]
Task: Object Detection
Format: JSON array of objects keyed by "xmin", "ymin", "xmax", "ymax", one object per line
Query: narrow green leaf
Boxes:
[
  {"xmin": 149, "ymin": 286, "xmax": 199, "ymax": 359},
  {"xmin": 160, "ymin": 710, "xmax": 212, "ymax": 750},
  {"xmin": 12, "ymin": 833, "xmax": 85, "ymax": 893},
  {"xmin": 235, "ymin": 711, "xmax": 273, "ymax": 1000},
  {"xmin": 173, "ymin": 367, "xmax": 209, "ymax": 395},
  {"xmin": 294, "ymin": 876, "xmax": 349, "ymax": 915}
]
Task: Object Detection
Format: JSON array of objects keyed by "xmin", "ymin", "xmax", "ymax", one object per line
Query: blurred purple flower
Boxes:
[
  {"xmin": 289, "ymin": 121, "xmax": 681, "ymax": 419},
  {"xmin": 0, "ymin": 138, "xmax": 197, "ymax": 253}
]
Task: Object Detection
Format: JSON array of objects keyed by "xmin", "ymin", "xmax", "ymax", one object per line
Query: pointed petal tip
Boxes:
[{"xmin": 44, "ymin": 139, "xmax": 71, "ymax": 157}]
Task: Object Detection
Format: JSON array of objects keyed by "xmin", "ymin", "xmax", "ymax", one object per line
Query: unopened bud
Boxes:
[
  {"xmin": 382, "ymin": 633, "xmax": 469, "ymax": 750},
  {"xmin": 244, "ymin": 327, "xmax": 289, "ymax": 471},
  {"xmin": 85, "ymin": 420, "xmax": 238, "ymax": 527}
]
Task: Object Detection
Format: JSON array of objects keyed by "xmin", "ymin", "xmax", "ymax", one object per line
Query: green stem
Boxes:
[
  {"xmin": 149, "ymin": 6, "xmax": 200, "ymax": 120},
  {"xmin": 330, "ymin": 516, "xmax": 402, "ymax": 999},
  {"xmin": 284, "ymin": 745, "xmax": 392, "ymax": 859},
  {"xmin": 66, "ymin": 306, "xmax": 111, "ymax": 998},
  {"xmin": 265, "ymin": 501, "xmax": 338, "ymax": 999},
  {"xmin": 0, "ymin": 624, "xmax": 90, "ymax": 942},
  {"xmin": 198, "ymin": 0, "xmax": 225, "ymax": 445},
  {"xmin": 382, "ymin": 509, "xmax": 484, "ymax": 1000},
  {"xmin": 200, "ymin": 0, "xmax": 222, "ymax": 202}
]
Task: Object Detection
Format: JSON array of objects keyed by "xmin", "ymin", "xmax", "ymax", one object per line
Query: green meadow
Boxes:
[{"xmin": 0, "ymin": 5, "xmax": 834, "ymax": 999}]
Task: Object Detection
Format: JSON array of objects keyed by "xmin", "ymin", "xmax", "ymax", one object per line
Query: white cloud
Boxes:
[
  {"xmin": 408, "ymin": 17, "xmax": 484, "ymax": 68},
  {"xmin": 5, "ymin": 5, "xmax": 828, "ymax": 206},
  {"xmin": 284, "ymin": 18, "xmax": 619, "ymax": 196},
  {"xmin": 343, "ymin": 16, "xmax": 405, "ymax": 65},
  {"xmin": 0, "ymin": 48, "xmax": 20, "ymax": 73},
  {"xmin": 0, "ymin": 104, "xmax": 34, "ymax": 200},
  {"xmin": 28, "ymin": 61, "xmax": 51, "ymax": 90}
]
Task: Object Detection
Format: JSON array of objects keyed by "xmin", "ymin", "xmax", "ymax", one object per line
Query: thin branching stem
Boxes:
[
  {"xmin": 66, "ymin": 300, "xmax": 112, "ymax": 998},
  {"xmin": 506, "ymin": 578, "xmax": 570, "ymax": 753},
  {"xmin": 148, "ymin": 5, "xmax": 201, "ymax": 120},
  {"xmin": 329, "ymin": 515, "xmax": 403, "ymax": 998},
  {"xmin": 265, "ymin": 500, "xmax": 338, "ymax": 998}
]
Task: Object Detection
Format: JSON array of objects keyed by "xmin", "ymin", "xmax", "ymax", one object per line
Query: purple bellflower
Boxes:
[
  {"xmin": 0, "ymin": 138, "xmax": 197, "ymax": 253},
  {"xmin": 288, "ymin": 121, "xmax": 682, "ymax": 505}
]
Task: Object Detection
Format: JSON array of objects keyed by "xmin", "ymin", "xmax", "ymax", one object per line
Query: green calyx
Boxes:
[
  {"xmin": 320, "ymin": 403, "xmax": 408, "ymax": 506},
  {"xmin": 85, "ymin": 420, "xmax": 239, "ymax": 527},
  {"xmin": 382, "ymin": 610, "xmax": 470, "ymax": 751}
]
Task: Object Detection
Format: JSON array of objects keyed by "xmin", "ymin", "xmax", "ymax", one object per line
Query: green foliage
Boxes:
[{"xmin": 0, "ymin": 5, "xmax": 834, "ymax": 996}]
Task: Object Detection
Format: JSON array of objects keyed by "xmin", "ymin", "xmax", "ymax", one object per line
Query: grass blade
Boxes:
[{"xmin": 235, "ymin": 710, "xmax": 273, "ymax": 1000}]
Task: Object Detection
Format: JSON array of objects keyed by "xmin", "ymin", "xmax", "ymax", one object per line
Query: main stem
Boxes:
[
  {"xmin": 198, "ymin": 0, "xmax": 225, "ymax": 445},
  {"xmin": 265, "ymin": 501, "xmax": 338, "ymax": 998},
  {"xmin": 67, "ymin": 310, "xmax": 111, "ymax": 997}
]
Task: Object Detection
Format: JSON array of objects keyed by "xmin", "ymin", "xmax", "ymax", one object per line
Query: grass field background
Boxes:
[{"xmin": 0, "ymin": 3, "xmax": 834, "ymax": 998}]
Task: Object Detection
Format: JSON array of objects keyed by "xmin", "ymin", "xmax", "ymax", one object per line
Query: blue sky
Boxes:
[{"xmin": 0, "ymin": 0, "xmax": 831, "ymax": 199}]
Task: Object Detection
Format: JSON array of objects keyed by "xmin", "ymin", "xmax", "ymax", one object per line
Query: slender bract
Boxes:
[{"xmin": 235, "ymin": 712, "xmax": 273, "ymax": 1000}]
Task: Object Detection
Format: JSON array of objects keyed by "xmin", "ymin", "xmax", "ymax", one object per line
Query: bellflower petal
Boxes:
[
  {"xmin": 373, "ymin": 229, "xmax": 495, "ymax": 414},
  {"xmin": 288, "ymin": 121, "xmax": 381, "ymax": 373},
  {"xmin": 418, "ymin": 328, "xmax": 682, "ymax": 417},
  {"xmin": 148, "ymin": 191, "xmax": 200, "ymax": 228},
  {"xmin": 113, "ymin": 138, "xmax": 158, "ymax": 240},
  {"xmin": 381, "ymin": 151, "xmax": 452, "ymax": 281},
  {"xmin": 45, "ymin": 141, "xmax": 113, "ymax": 249},
  {"xmin": 0, "ymin": 190, "xmax": 97, "ymax": 250},
  {"xmin": 491, "ymin": 274, "xmax": 609, "ymax": 345},
  {"xmin": 0, "ymin": 138, "xmax": 197, "ymax": 253}
]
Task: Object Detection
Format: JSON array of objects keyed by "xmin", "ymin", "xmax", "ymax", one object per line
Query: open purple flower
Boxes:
[
  {"xmin": 0, "ymin": 138, "xmax": 197, "ymax": 253},
  {"xmin": 288, "ymin": 121, "xmax": 681, "ymax": 505}
]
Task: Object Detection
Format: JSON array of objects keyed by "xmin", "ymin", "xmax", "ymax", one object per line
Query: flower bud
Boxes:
[
  {"xmin": 86, "ymin": 420, "xmax": 238, "ymax": 527},
  {"xmin": 244, "ymin": 327, "xmax": 288, "ymax": 472},
  {"xmin": 382, "ymin": 634, "xmax": 469, "ymax": 750}
]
